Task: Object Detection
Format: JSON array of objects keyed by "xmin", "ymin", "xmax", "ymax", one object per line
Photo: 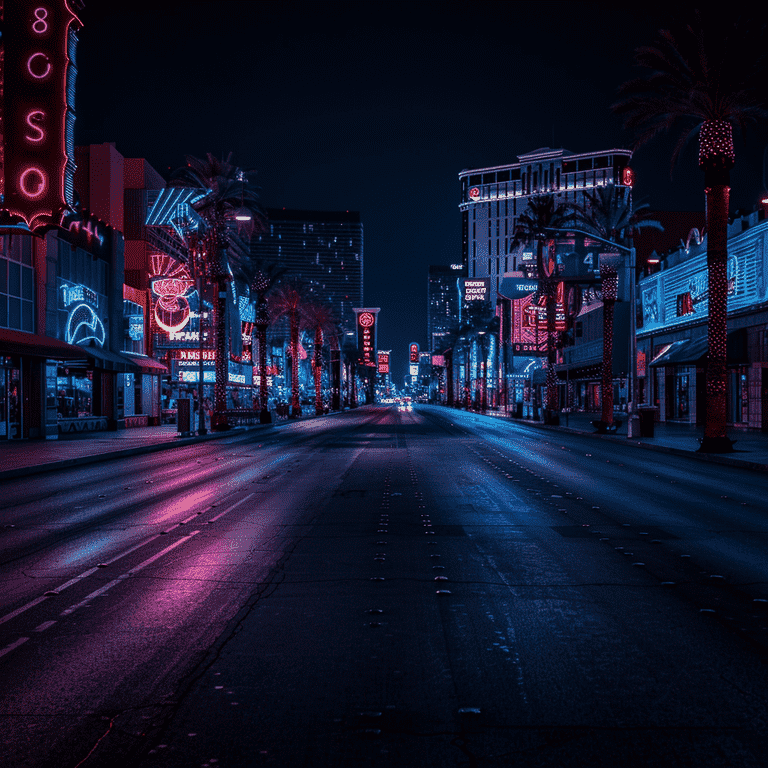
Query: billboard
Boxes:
[
  {"xmin": 463, "ymin": 278, "xmax": 490, "ymax": 303},
  {"xmin": 1, "ymin": 1, "xmax": 83, "ymax": 230},
  {"xmin": 377, "ymin": 351, "xmax": 390, "ymax": 375},
  {"xmin": 409, "ymin": 342, "xmax": 419, "ymax": 364}
]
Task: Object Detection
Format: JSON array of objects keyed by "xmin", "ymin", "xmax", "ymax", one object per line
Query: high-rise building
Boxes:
[
  {"xmin": 458, "ymin": 147, "xmax": 634, "ymax": 305},
  {"xmin": 427, "ymin": 264, "xmax": 465, "ymax": 353},
  {"xmin": 252, "ymin": 209, "xmax": 363, "ymax": 331}
]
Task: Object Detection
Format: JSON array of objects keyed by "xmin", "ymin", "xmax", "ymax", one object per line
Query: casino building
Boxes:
[{"xmin": 458, "ymin": 147, "xmax": 633, "ymax": 306}]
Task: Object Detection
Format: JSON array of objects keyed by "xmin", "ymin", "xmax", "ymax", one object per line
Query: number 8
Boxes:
[{"xmin": 32, "ymin": 7, "xmax": 48, "ymax": 34}]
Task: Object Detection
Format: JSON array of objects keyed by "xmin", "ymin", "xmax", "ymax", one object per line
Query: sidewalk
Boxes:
[
  {"xmin": 0, "ymin": 422, "xmax": 267, "ymax": 481},
  {"xmin": 496, "ymin": 408, "xmax": 768, "ymax": 473}
]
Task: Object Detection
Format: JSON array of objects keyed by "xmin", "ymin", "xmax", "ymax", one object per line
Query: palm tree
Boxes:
[
  {"xmin": 302, "ymin": 301, "xmax": 339, "ymax": 416},
  {"xmin": 613, "ymin": 13, "xmax": 766, "ymax": 452},
  {"xmin": 268, "ymin": 279, "xmax": 309, "ymax": 417},
  {"xmin": 169, "ymin": 153, "xmax": 266, "ymax": 430},
  {"xmin": 566, "ymin": 183, "xmax": 663, "ymax": 430},
  {"xmin": 511, "ymin": 195, "xmax": 571, "ymax": 423},
  {"xmin": 251, "ymin": 259, "xmax": 285, "ymax": 423}
]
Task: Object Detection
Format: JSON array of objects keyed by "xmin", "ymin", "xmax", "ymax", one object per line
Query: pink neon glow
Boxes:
[
  {"xmin": 19, "ymin": 168, "xmax": 47, "ymax": 199},
  {"xmin": 27, "ymin": 52, "xmax": 52, "ymax": 79},
  {"xmin": 25, "ymin": 110, "xmax": 46, "ymax": 143},
  {"xmin": 32, "ymin": 8, "xmax": 49, "ymax": 34},
  {"xmin": 152, "ymin": 276, "xmax": 194, "ymax": 334}
]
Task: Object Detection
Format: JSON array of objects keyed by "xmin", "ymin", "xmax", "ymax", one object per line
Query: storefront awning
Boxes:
[
  {"xmin": 78, "ymin": 345, "xmax": 139, "ymax": 372},
  {"xmin": 124, "ymin": 355, "xmax": 168, "ymax": 374},
  {"xmin": 649, "ymin": 330, "xmax": 748, "ymax": 368},
  {"xmin": 0, "ymin": 329, "xmax": 88, "ymax": 361}
]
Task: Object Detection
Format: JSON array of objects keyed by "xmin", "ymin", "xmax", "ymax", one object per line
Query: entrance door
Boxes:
[
  {"xmin": 8, "ymin": 367, "xmax": 21, "ymax": 439},
  {"xmin": 762, "ymin": 368, "xmax": 768, "ymax": 433}
]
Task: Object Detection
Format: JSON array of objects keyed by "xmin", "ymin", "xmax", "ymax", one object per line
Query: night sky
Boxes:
[{"xmin": 74, "ymin": 2, "xmax": 768, "ymax": 385}]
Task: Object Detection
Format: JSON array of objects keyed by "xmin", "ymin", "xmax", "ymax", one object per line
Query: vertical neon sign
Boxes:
[
  {"xmin": 1, "ymin": 1, "xmax": 83, "ymax": 230},
  {"xmin": 354, "ymin": 308, "xmax": 380, "ymax": 368}
]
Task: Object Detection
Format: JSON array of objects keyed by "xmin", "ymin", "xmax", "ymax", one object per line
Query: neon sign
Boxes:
[
  {"xmin": 1, "ymin": 2, "xmax": 83, "ymax": 230},
  {"xmin": 149, "ymin": 254, "xmax": 194, "ymax": 335},
  {"xmin": 66, "ymin": 304, "xmax": 106, "ymax": 346},
  {"xmin": 355, "ymin": 308, "xmax": 379, "ymax": 367}
]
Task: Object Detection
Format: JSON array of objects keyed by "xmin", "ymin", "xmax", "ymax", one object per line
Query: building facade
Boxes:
[
  {"xmin": 252, "ymin": 209, "xmax": 363, "ymax": 332},
  {"xmin": 637, "ymin": 209, "xmax": 768, "ymax": 431},
  {"xmin": 458, "ymin": 147, "xmax": 633, "ymax": 306},
  {"xmin": 427, "ymin": 264, "xmax": 465, "ymax": 353}
]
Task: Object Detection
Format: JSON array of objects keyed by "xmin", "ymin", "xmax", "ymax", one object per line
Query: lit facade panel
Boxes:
[
  {"xmin": 252, "ymin": 209, "xmax": 363, "ymax": 332},
  {"xmin": 427, "ymin": 264, "xmax": 465, "ymax": 352}
]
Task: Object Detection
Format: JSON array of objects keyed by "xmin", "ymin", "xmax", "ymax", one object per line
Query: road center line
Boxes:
[
  {"xmin": 0, "ymin": 637, "xmax": 29, "ymax": 659},
  {"xmin": 60, "ymin": 531, "xmax": 200, "ymax": 617}
]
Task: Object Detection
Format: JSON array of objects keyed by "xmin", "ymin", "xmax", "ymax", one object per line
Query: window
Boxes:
[{"xmin": 0, "ymin": 235, "xmax": 35, "ymax": 332}]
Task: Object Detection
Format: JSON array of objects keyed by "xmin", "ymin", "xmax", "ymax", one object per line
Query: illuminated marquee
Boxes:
[
  {"xmin": 1, "ymin": 1, "xmax": 83, "ymax": 230},
  {"xmin": 149, "ymin": 254, "xmax": 194, "ymax": 335}
]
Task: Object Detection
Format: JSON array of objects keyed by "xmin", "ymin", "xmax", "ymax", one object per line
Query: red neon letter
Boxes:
[
  {"xmin": 19, "ymin": 167, "xmax": 47, "ymax": 199},
  {"xmin": 24, "ymin": 110, "xmax": 46, "ymax": 143}
]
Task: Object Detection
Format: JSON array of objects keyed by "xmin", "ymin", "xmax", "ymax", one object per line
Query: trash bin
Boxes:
[
  {"xmin": 177, "ymin": 398, "xmax": 192, "ymax": 436},
  {"xmin": 638, "ymin": 406, "xmax": 658, "ymax": 438}
]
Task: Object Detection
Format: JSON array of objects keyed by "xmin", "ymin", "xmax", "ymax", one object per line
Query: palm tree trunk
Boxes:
[
  {"xmin": 600, "ymin": 266, "xmax": 618, "ymax": 428},
  {"xmin": 257, "ymin": 321, "xmax": 271, "ymax": 423},
  {"xmin": 290, "ymin": 309, "xmax": 301, "ymax": 417},
  {"xmin": 700, "ymin": 178, "xmax": 732, "ymax": 451},
  {"xmin": 314, "ymin": 326, "xmax": 323, "ymax": 416},
  {"xmin": 212, "ymin": 276, "xmax": 229, "ymax": 430},
  {"xmin": 331, "ymin": 348, "xmax": 340, "ymax": 411}
]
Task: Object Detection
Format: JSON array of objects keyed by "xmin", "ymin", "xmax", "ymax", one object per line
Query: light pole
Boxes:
[{"xmin": 196, "ymin": 275, "xmax": 208, "ymax": 435}]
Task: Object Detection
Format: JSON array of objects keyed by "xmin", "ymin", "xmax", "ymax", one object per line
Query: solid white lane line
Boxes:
[
  {"xmin": 0, "ymin": 534, "xmax": 164, "ymax": 628},
  {"xmin": 0, "ymin": 596, "xmax": 48, "ymax": 627},
  {"xmin": 60, "ymin": 531, "xmax": 200, "ymax": 617},
  {"xmin": 0, "ymin": 637, "xmax": 29, "ymax": 659},
  {"xmin": 208, "ymin": 493, "xmax": 255, "ymax": 522},
  {"xmin": 0, "ymin": 491, "xmax": 253, "ymax": 629}
]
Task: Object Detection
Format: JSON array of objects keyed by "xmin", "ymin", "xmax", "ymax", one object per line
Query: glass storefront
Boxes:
[{"xmin": 56, "ymin": 365, "xmax": 93, "ymax": 419}]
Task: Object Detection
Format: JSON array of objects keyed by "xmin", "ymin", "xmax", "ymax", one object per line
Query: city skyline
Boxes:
[{"xmin": 73, "ymin": 3, "xmax": 768, "ymax": 383}]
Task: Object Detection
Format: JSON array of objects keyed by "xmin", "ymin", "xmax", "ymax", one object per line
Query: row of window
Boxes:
[{"xmin": 465, "ymin": 154, "xmax": 629, "ymax": 186}]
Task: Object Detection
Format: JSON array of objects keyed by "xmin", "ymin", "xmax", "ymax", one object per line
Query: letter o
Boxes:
[
  {"xmin": 27, "ymin": 52, "xmax": 52, "ymax": 79},
  {"xmin": 19, "ymin": 167, "xmax": 47, "ymax": 199}
]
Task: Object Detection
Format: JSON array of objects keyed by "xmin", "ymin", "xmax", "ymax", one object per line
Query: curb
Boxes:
[
  {"xmin": 431, "ymin": 406, "xmax": 768, "ymax": 474},
  {"xmin": 518, "ymin": 418, "xmax": 768, "ymax": 474},
  {"xmin": 0, "ymin": 425, "xmax": 264, "ymax": 482},
  {"xmin": 0, "ymin": 407, "xmax": 358, "ymax": 482}
]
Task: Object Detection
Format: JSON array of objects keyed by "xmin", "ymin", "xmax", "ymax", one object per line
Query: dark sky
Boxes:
[{"xmin": 74, "ymin": 2, "xmax": 768, "ymax": 385}]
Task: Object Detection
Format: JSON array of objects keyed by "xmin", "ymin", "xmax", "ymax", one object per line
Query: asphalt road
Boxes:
[{"xmin": 1, "ymin": 405, "xmax": 768, "ymax": 767}]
